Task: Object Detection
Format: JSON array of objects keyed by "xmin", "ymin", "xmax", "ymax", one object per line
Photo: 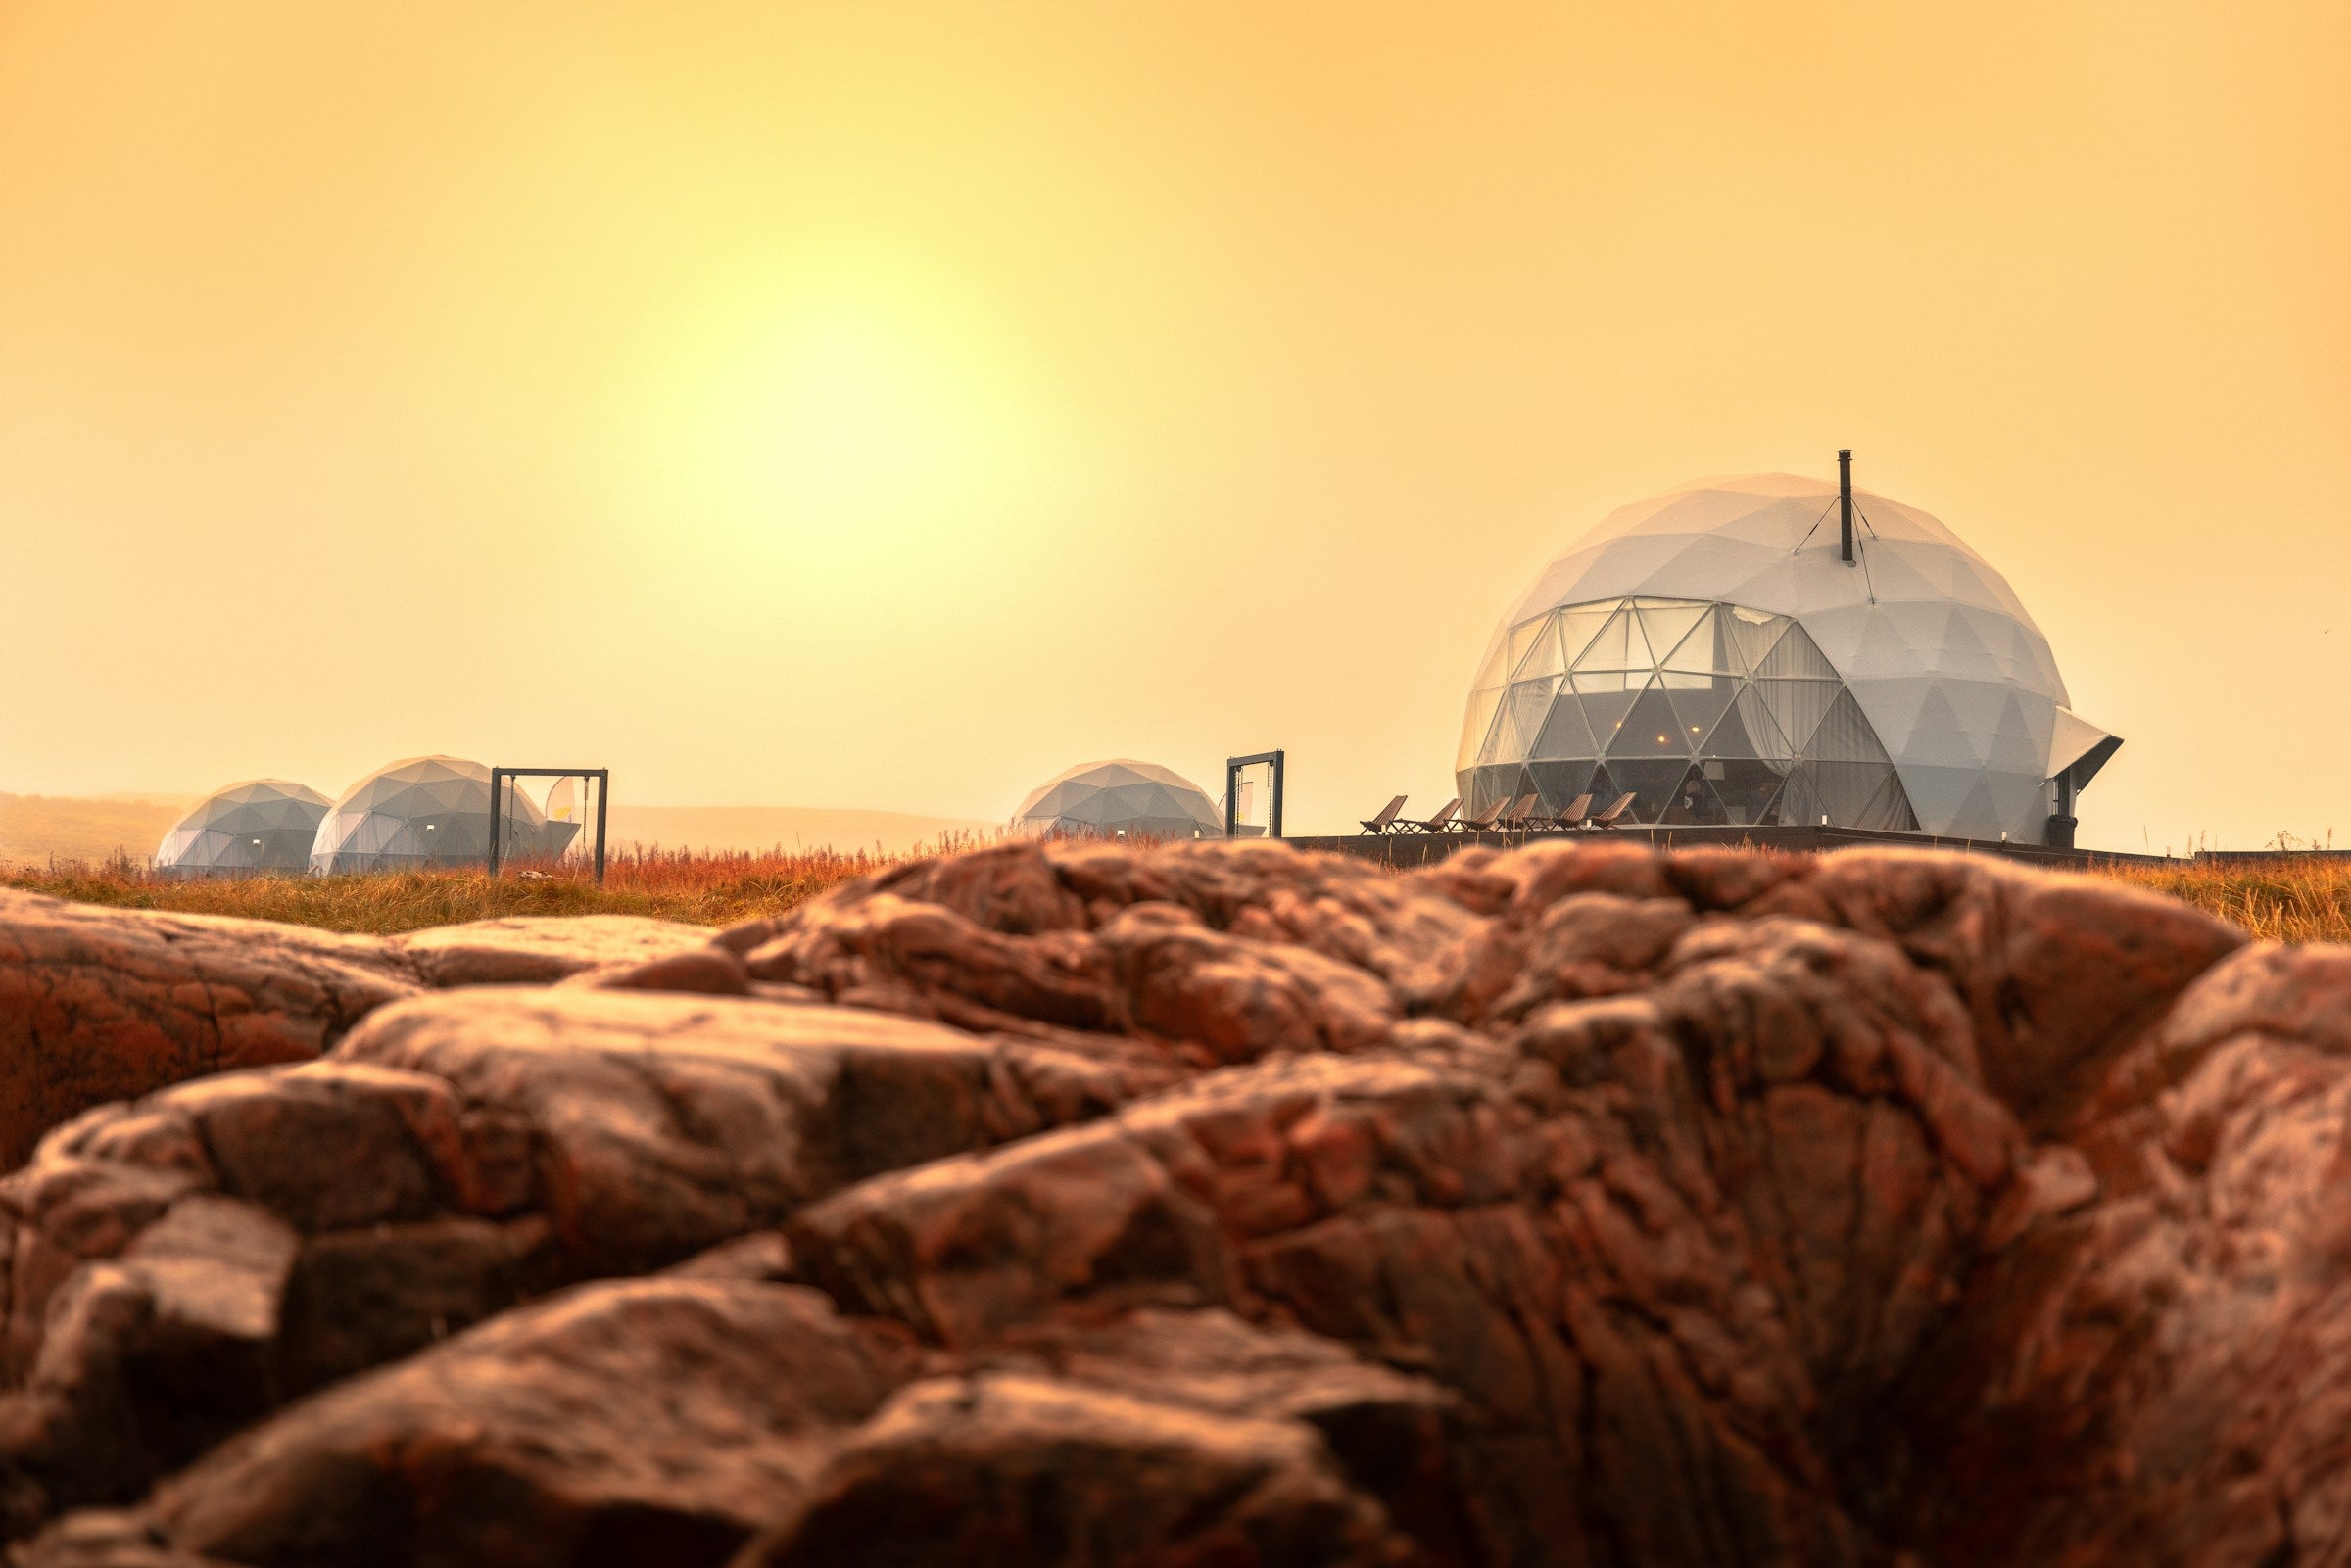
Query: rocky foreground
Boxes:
[{"xmin": 0, "ymin": 839, "xmax": 2344, "ymax": 1564}]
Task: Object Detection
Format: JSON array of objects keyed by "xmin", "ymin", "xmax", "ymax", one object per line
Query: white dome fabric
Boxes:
[
  {"xmin": 1462, "ymin": 473, "xmax": 2115, "ymax": 841},
  {"xmin": 310, "ymin": 755, "xmax": 577, "ymax": 875},
  {"xmin": 154, "ymin": 780, "xmax": 332, "ymax": 878},
  {"xmin": 1013, "ymin": 759, "xmax": 1223, "ymax": 840}
]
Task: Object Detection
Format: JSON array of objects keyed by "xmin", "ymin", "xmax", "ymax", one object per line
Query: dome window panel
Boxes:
[
  {"xmin": 1757, "ymin": 628, "xmax": 1843, "ymax": 683},
  {"xmin": 1659, "ymin": 763, "xmax": 1731, "ymax": 825},
  {"xmin": 1465, "ymin": 770, "xmax": 1516, "ymax": 815},
  {"xmin": 1633, "ymin": 601, "xmax": 1708, "ymax": 664},
  {"xmin": 1726, "ymin": 606, "xmax": 1791, "ymax": 676},
  {"xmin": 1573, "ymin": 606, "xmax": 1646, "ymax": 673},
  {"xmin": 1528, "ymin": 697, "xmax": 1599, "ymax": 761},
  {"xmin": 1526, "ymin": 760, "xmax": 1599, "ymax": 811},
  {"xmin": 1507, "ymin": 616, "xmax": 1556, "ymax": 677},
  {"xmin": 1659, "ymin": 609, "xmax": 1740, "ymax": 678},
  {"xmin": 1511, "ymin": 617, "xmax": 1567, "ymax": 680},
  {"xmin": 1776, "ymin": 767, "xmax": 1826, "ymax": 827},
  {"xmin": 1803, "ymin": 689, "xmax": 1895, "ymax": 765},
  {"xmin": 1457, "ymin": 688, "xmax": 1506, "ymax": 773},
  {"xmin": 1710, "ymin": 758, "xmax": 1793, "ymax": 825},
  {"xmin": 1810, "ymin": 761, "xmax": 1900, "ymax": 824},
  {"xmin": 1751, "ymin": 679, "xmax": 1840, "ymax": 756},
  {"xmin": 1715, "ymin": 688, "xmax": 1797, "ymax": 761},
  {"xmin": 1498, "ymin": 677, "xmax": 1562, "ymax": 757},
  {"xmin": 1604, "ymin": 758, "xmax": 1691, "ymax": 823},
  {"xmin": 1664, "ymin": 681, "xmax": 1740, "ymax": 749},
  {"xmin": 1854, "ymin": 771, "xmax": 1921, "ymax": 831},
  {"xmin": 1568, "ymin": 676, "xmax": 1644, "ymax": 746},
  {"xmin": 1555, "ymin": 604, "xmax": 1619, "ymax": 670},
  {"xmin": 1605, "ymin": 681, "xmax": 1693, "ymax": 760}
]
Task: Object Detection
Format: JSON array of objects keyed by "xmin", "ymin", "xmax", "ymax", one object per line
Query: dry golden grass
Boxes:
[
  {"xmin": 0, "ymin": 842, "xmax": 927, "ymax": 934},
  {"xmin": 2087, "ymin": 855, "xmax": 2351, "ymax": 945},
  {"xmin": 14, "ymin": 835, "xmax": 2351, "ymax": 945}
]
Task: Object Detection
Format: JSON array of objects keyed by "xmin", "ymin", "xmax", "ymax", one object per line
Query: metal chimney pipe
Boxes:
[{"xmin": 1838, "ymin": 449, "xmax": 1855, "ymax": 565}]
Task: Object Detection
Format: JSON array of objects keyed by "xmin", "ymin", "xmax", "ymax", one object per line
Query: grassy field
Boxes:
[
  {"xmin": 2091, "ymin": 856, "xmax": 2351, "ymax": 944},
  {"xmin": 12, "ymin": 840, "xmax": 2351, "ymax": 944},
  {"xmin": 0, "ymin": 845, "xmax": 905, "ymax": 933}
]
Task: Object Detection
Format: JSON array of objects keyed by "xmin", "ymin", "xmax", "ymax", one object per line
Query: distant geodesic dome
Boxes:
[
  {"xmin": 1012, "ymin": 759, "xmax": 1223, "ymax": 840},
  {"xmin": 310, "ymin": 755, "xmax": 577, "ymax": 875},
  {"xmin": 1459, "ymin": 472, "xmax": 2119, "ymax": 842},
  {"xmin": 154, "ymin": 780, "xmax": 331, "ymax": 879}
]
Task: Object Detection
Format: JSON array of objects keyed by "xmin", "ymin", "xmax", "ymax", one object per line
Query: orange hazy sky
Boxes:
[{"xmin": 2, "ymin": 2, "xmax": 2346, "ymax": 849}]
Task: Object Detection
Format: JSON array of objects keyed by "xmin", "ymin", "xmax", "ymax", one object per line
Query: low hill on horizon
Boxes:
[
  {"xmin": 0, "ymin": 791, "xmax": 997, "ymax": 868},
  {"xmin": 0, "ymin": 792, "xmax": 196, "ymax": 867}
]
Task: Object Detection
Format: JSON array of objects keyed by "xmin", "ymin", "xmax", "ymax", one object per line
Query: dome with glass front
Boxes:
[{"xmin": 1458, "ymin": 470, "xmax": 2120, "ymax": 842}]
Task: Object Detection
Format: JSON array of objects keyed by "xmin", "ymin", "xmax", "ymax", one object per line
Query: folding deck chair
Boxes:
[
  {"xmin": 1560, "ymin": 792, "xmax": 1594, "ymax": 828},
  {"xmin": 1499, "ymin": 793, "xmax": 1540, "ymax": 832},
  {"xmin": 1457, "ymin": 799, "xmax": 1509, "ymax": 832},
  {"xmin": 1591, "ymin": 792, "xmax": 1638, "ymax": 829},
  {"xmin": 1398, "ymin": 797, "xmax": 1460, "ymax": 833},
  {"xmin": 1359, "ymin": 794, "xmax": 1409, "ymax": 835}
]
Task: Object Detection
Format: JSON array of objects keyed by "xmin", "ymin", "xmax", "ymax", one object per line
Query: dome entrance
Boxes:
[{"xmin": 1458, "ymin": 596, "xmax": 1917, "ymax": 830}]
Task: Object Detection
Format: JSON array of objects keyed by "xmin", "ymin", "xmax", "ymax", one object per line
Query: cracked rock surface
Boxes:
[
  {"xmin": 0, "ymin": 894, "xmax": 713, "ymax": 1168},
  {"xmin": 5, "ymin": 837, "xmax": 2345, "ymax": 1565}
]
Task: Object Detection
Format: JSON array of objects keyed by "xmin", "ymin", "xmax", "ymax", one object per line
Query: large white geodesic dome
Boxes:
[
  {"xmin": 154, "ymin": 780, "xmax": 331, "ymax": 879},
  {"xmin": 310, "ymin": 755, "xmax": 577, "ymax": 875},
  {"xmin": 1012, "ymin": 759, "xmax": 1223, "ymax": 840},
  {"xmin": 1459, "ymin": 472, "xmax": 2119, "ymax": 843}
]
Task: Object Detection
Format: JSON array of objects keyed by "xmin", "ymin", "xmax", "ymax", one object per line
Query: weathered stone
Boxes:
[
  {"xmin": 389, "ymin": 914, "xmax": 716, "ymax": 987},
  {"xmin": 0, "ymin": 1198, "xmax": 297, "ymax": 1526},
  {"xmin": 0, "ymin": 899, "xmax": 749, "ymax": 1173},
  {"xmin": 17, "ymin": 1280, "xmax": 912, "ymax": 1568},
  {"xmin": 559, "ymin": 946, "xmax": 753, "ymax": 996},
  {"xmin": 0, "ymin": 990, "xmax": 1123, "ymax": 1523},
  {"xmin": 0, "ymin": 893, "xmax": 417, "ymax": 1168},
  {"xmin": 7, "ymin": 836, "xmax": 2343, "ymax": 1568},
  {"xmin": 736, "ymin": 1373, "xmax": 1420, "ymax": 1568}
]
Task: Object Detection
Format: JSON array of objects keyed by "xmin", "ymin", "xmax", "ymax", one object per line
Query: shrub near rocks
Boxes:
[{"xmin": 10, "ymin": 837, "xmax": 2351, "ymax": 1566}]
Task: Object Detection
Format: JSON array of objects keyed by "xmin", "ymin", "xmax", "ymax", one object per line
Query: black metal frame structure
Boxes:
[
  {"xmin": 488, "ymin": 766, "xmax": 610, "ymax": 883},
  {"xmin": 1223, "ymin": 750, "xmax": 1285, "ymax": 840}
]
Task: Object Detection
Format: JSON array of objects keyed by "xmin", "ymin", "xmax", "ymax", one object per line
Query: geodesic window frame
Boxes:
[{"xmin": 1458, "ymin": 598, "xmax": 1915, "ymax": 831}]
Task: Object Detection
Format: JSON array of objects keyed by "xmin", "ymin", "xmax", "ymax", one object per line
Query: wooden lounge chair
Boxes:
[
  {"xmin": 1592, "ymin": 792, "xmax": 1637, "ymax": 828},
  {"xmin": 1359, "ymin": 794, "xmax": 1409, "ymax": 835},
  {"xmin": 1400, "ymin": 797, "xmax": 1460, "ymax": 833},
  {"xmin": 1560, "ymin": 792, "xmax": 1594, "ymax": 827},
  {"xmin": 1457, "ymin": 799, "xmax": 1508, "ymax": 832},
  {"xmin": 1500, "ymin": 793, "xmax": 1540, "ymax": 830}
]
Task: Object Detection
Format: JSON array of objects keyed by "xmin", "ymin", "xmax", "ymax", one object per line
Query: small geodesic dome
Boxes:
[
  {"xmin": 309, "ymin": 755, "xmax": 577, "ymax": 875},
  {"xmin": 153, "ymin": 780, "xmax": 331, "ymax": 879},
  {"xmin": 1012, "ymin": 759, "xmax": 1223, "ymax": 840}
]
